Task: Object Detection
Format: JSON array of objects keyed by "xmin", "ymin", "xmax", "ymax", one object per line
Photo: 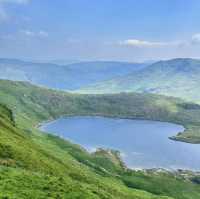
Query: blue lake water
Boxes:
[{"xmin": 40, "ymin": 116, "xmax": 200, "ymax": 170}]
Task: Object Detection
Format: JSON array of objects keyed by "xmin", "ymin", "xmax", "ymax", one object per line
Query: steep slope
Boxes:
[
  {"xmin": 1, "ymin": 80, "xmax": 200, "ymax": 198},
  {"xmin": 79, "ymin": 58, "xmax": 200, "ymax": 103},
  {"xmin": 0, "ymin": 86, "xmax": 174, "ymax": 199},
  {"xmin": 0, "ymin": 58, "xmax": 147, "ymax": 90}
]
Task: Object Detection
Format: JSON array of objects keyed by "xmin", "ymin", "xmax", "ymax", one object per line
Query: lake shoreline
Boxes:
[{"xmin": 35, "ymin": 115, "xmax": 200, "ymax": 174}]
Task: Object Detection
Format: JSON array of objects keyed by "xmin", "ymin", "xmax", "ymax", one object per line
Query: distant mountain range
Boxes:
[
  {"xmin": 0, "ymin": 58, "xmax": 147, "ymax": 90},
  {"xmin": 2, "ymin": 57, "xmax": 200, "ymax": 103},
  {"xmin": 79, "ymin": 58, "xmax": 200, "ymax": 103}
]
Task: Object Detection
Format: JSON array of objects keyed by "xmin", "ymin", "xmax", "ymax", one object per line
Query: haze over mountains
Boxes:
[
  {"xmin": 1, "ymin": 57, "xmax": 200, "ymax": 103},
  {"xmin": 79, "ymin": 58, "xmax": 200, "ymax": 103},
  {"xmin": 0, "ymin": 58, "xmax": 147, "ymax": 90}
]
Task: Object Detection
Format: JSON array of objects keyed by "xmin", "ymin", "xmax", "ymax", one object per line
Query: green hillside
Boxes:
[
  {"xmin": 0, "ymin": 80, "xmax": 200, "ymax": 198},
  {"xmin": 79, "ymin": 58, "xmax": 200, "ymax": 103}
]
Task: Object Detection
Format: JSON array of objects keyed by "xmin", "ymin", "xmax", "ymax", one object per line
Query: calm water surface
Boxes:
[{"xmin": 41, "ymin": 116, "xmax": 200, "ymax": 170}]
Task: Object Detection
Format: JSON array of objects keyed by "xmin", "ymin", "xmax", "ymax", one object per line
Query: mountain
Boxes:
[
  {"xmin": 1, "ymin": 79, "xmax": 200, "ymax": 198},
  {"xmin": 46, "ymin": 59, "xmax": 81, "ymax": 65},
  {"xmin": 0, "ymin": 58, "xmax": 147, "ymax": 90},
  {"xmin": 79, "ymin": 58, "xmax": 200, "ymax": 103}
]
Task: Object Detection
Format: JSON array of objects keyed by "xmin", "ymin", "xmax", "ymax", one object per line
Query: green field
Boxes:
[{"xmin": 0, "ymin": 79, "xmax": 200, "ymax": 198}]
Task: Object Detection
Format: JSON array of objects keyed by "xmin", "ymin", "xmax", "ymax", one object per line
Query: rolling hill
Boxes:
[
  {"xmin": 1, "ymin": 79, "xmax": 200, "ymax": 198},
  {"xmin": 0, "ymin": 58, "xmax": 147, "ymax": 90},
  {"xmin": 79, "ymin": 58, "xmax": 200, "ymax": 103}
]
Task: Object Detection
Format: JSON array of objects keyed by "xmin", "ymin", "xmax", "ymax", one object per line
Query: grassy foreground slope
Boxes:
[
  {"xmin": 0, "ymin": 83, "xmax": 172, "ymax": 199},
  {"xmin": 0, "ymin": 80, "xmax": 200, "ymax": 198}
]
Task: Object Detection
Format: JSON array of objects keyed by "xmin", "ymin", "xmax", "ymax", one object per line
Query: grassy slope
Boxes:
[
  {"xmin": 0, "ymin": 93, "xmax": 169, "ymax": 199},
  {"xmin": 1, "ymin": 80, "xmax": 200, "ymax": 143},
  {"xmin": 0, "ymin": 80, "xmax": 200, "ymax": 198},
  {"xmin": 79, "ymin": 58, "xmax": 200, "ymax": 104}
]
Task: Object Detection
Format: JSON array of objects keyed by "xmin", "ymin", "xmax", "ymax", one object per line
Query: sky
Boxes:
[{"xmin": 0, "ymin": 0, "xmax": 200, "ymax": 62}]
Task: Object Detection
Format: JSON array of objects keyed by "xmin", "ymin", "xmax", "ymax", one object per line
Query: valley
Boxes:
[
  {"xmin": 1, "ymin": 1, "xmax": 200, "ymax": 198},
  {"xmin": 1, "ymin": 79, "xmax": 200, "ymax": 198}
]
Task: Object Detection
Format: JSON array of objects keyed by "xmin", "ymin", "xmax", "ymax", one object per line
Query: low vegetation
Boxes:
[{"xmin": 0, "ymin": 79, "xmax": 200, "ymax": 198}]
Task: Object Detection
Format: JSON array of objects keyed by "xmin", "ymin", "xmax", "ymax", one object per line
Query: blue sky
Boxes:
[{"xmin": 0, "ymin": 0, "xmax": 200, "ymax": 61}]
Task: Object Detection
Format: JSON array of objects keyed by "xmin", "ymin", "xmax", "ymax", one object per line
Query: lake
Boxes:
[{"xmin": 40, "ymin": 116, "xmax": 200, "ymax": 170}]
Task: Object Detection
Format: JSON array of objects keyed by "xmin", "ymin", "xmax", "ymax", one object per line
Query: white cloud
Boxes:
[
  {"xmin": 21, "ymin": 30, "xmax": 49, "ymax": 38},
  {"xmin": 0, "ymin": 0, "xmax": 30, "ymax": 22},
  {"xmin": 191, "ymin": 33, "xmax": 200, "ymax": 44},
  {"xmin": 119, "ymin": 39, "xmax": 180, "ymax": 48},
  {"xmin": 0, "ymin": 0, "xmax": 30, "ymax": 4},
  {"xmin": 38, "ymin": 31, "xmax": 49, "ymax": 37},
  {"xmin": 118, "ymin": 34, "xmax": 200, "ymax": 49},
  {"xmin": 21, "ymin": 30, "xmax": 35, "ymax": 36}
]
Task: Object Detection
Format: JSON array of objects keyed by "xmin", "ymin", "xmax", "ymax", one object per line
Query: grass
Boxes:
[
  {"xmin": 0, "ymin": 79, "xmax": 200, "ymax": 198},
  {"xmin": 0, "ymin": 102, "xmax": 173, "ymax": 199},
  {"xmin": 1, "ymin": 80, "xmax": 200, "ymax": 143}
]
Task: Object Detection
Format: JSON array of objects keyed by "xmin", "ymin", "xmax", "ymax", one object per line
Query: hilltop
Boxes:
[{"xmin": 79, "ymin": 58, "xmax": 200, "ymax": 103}]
